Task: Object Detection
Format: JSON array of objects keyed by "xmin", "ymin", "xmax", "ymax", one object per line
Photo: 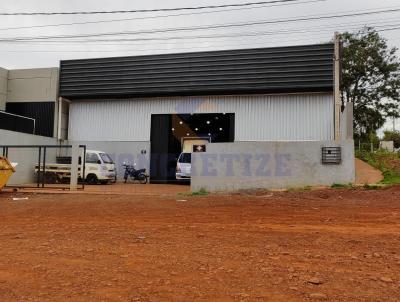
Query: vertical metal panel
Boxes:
[
  {"xmin": 150, "ymin": 114, "xmax": 172, "ymax": 182},
  {"xmin": 6, "ymin": 102, "xmax": 55, "ymax": 137},
  {"xmin": 68, "ymin": 93, "xmax": 334, "ymax": 142}
]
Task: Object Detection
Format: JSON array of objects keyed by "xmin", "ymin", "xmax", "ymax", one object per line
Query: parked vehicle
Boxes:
[
  {"xmin": 176, "ymin": 152, "xmax": 192, "ymax": 180},
  {"xmin": 34, "ymin": 150, "xmax": 116, "ymax": 185},
  {"xmin": 123, "ymin": 163, "xmax": 148, "ymax": 184},
  {"xmin": 176, "ymin": 138, "xmax": 209, "ymax": 180}
]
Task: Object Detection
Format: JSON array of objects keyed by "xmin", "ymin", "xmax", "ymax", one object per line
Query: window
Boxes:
[
  {"xmin": 178, "ymin": 153, "xmax": 192, "ymax": 163},
  {"xmin": 86, "ymin": 152, "xmax": 100, "ymax": 164},
  {"xmin": 100, "ymin": 153, "xmax": 114, "ymax": 164}
]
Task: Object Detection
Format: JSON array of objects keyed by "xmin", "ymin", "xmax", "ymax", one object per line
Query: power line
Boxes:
[
  {"xmin": 0, "ymin": 0, "xmax": 324, "ymax": 31},
  {"xmin": 1, "ymin": 15, "xmax": 399, "ymax": 51},
  {"xmin": 2, "ymin": 23, "xmax": 400, "ymax": 55},
  {"xmin": 2, "ymin": 17, "xmax": 398, "ymax": 46},
  {"xmin": 0, "ymin": 0, "xmax": 309, "ymax": 16},
  {"xmin": 1, "ymin": 23, "xmax": 398, "ymax": 52},
  {"xmin": 0, "ymin": 33, "xmax": 335, "ymax": 53},
  {"xmin": 2, "ymin": 6, "xmax": 400, "ymax": 42},
  {"xmin": 0, "ymin": 39, "xmax": 328, "ymax": 53},
  {"xmin": 2, "ymin": 20, "xmax": 393, "ymax": 45},
  {"xmin": 2, "ymin": 21, "xmax": 400, "ymax": 52},
  {"xmin": 378, "ymin": 25, "xmax": 400, "ymax": 32}
]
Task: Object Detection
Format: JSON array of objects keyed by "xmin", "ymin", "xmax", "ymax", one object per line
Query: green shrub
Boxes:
[
  {"xmin": 331, "ymin": 183, "xmax": 355, "ymax": 189},
  {"xmin": 191, "ymin": 188, "xmax": 209, "ymax": 196}
]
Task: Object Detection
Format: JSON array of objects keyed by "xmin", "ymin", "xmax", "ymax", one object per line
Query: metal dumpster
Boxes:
[{"xmin": 0, "ymin": 157, "xmax": 15, "ymax": 191}]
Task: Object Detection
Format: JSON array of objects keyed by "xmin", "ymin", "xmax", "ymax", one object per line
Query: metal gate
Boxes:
[{"xmin": 1, "ymin": 144, "xmax": 86, "ymax": 190}]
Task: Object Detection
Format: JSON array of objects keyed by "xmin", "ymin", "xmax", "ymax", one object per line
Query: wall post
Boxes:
[
  {"xmin": 334, "ymin": 32, "xmax": 342, "ymax": 141},
  {"xmin": 70, "ymin": 143, "xmax": 79, "ymax": 191}
]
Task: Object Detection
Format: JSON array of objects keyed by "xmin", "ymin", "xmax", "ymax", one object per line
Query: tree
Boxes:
[
  {"xmin": 383, "ymin": 130, "xmax": 400, "ymax": 148},
  {"xmin": 341, "ymin": 27, "xmax": 400, "ymax": 141}
]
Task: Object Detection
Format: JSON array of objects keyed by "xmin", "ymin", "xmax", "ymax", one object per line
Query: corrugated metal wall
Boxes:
[
  {"xmin": 60, "ymin": 44, "xmax": 334, "ymax": 99},
  {"xmin": 68, "ymin": 93, "xmax": 334, "ymax": 142}
]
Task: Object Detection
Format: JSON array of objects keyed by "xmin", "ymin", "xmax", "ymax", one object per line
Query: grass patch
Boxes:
[
  {"xmin": 380, "ymin": 171, "xmax": 400, "ymax": 185},
  {"xmin": 331, "ymin": 183, "xmax": 355, "ymax": 189},
  {"xmin": 287, "ymin": 186, "xmax": 312, "ymax": 192},
  {"xmin": 190, "ymin": 188, "xmax": 209, "ymax": 196},
  {"xmin": 363, "ymin": 183, "xmax": 382, "ymax": 190},
  {"xmin": 356, "ymin": 150, "xmax": 400, "ymax": 185}
]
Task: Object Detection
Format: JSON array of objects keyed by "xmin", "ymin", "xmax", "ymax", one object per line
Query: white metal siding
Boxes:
[{"xmin": 68, "ymin": 93, "xmax": 334, "ymax": 142}]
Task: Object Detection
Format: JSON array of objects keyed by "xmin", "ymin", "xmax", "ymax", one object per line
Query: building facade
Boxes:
[
  {"xmin": 1, "ymin": 41, "xmax": 355, "ymax": 189},
  {"xmin": 57, "ymin": 43, "xmax": 352, "ymax": 185}
]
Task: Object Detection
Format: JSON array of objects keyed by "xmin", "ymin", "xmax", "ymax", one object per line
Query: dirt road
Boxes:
[{"xmin": 0, "ymin": 186, "xmax": 399, "ymax": 301}]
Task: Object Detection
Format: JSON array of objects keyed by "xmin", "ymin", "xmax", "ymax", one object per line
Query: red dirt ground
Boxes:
[{"xmin": 0, "ymin": 186, "xmax": 400, "ymax": 302}]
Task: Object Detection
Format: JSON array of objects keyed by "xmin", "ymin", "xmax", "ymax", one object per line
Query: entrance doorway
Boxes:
[{"xmin": 150, "ymin": 113, "xmax": 235, "ymax": 183}]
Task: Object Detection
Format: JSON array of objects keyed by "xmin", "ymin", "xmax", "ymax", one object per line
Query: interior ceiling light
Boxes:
[
  {"xmin": 206, "ymin": 121, "xmax": 210, "ymax": 124},
  {"xmin": 219, "ymin": 128, "xmax": 223, "ymax": 131},
  {"xmin": 195, "ymin": 128, "xmax": 199, "ymax": 131},
  {"xmin": 186, "ymin": 133, "xmax": 190, "ymax": 136},
  {"xmin": 172, "ymin": 128, "xmax": 175, "ymax": 131},
  {"xmin": 179, "ymin": 121, "xmax": 183, "ymax": 125}
]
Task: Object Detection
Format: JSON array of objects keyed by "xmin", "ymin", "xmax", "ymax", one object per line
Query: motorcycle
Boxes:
[{"xmin": 122, "ymin": 162, "xmax": 148, "ymax": 184}]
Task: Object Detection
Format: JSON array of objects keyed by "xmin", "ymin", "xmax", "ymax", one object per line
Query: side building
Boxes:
[{"xmin": 0, "ymin": 67, "xmax": 59, "ymax": 138}]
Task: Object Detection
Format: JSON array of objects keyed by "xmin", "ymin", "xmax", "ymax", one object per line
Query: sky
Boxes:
[{"xmin": 0, "ymin": 0, "xmax": 399, "ymax": 132}]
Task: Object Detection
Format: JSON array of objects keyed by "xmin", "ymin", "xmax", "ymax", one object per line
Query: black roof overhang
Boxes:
[{"xmin": 59, "ymin": 43, "xmax": 335, "ymax": 100}]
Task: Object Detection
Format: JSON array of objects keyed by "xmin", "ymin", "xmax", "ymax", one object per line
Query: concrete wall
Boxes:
[
  {"xmin": 7, "ymin": 68, "xmax": 59, "ymax": 103},
  {"xmin": 191, "ymin": 140, "xmax": 355, "ymax": 191},
  {"xmin": 0, "ymin": 129, "xmax": 59, "ymax": 185},
  {"xmin": 0, "ymin": 67, "xmax": 8, "ymax": 110},
  {"xmin": 340, "ymin": 102, "xmax": 354, "ymax": 141}
]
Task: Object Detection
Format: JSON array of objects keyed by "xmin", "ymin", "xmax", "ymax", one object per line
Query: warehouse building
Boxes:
[{"xmin": 1, "ymin": 40, "xmax": 355, "ymax": 189}]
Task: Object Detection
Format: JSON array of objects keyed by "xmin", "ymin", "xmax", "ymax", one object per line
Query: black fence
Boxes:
[{"xmin": 1, "ymin": 145, "xmax": 86, "ymax": 190}]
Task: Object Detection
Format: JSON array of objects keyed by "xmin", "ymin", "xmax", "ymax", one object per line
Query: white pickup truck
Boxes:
[{"xmin": 35, "ymin": 150, "xmax": 116, "ymax": 185}]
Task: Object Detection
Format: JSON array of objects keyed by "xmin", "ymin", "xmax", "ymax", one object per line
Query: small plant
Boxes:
[
  {"xmin": 331, "ymin": 183, "xmax": 355, "ymax": 189},
  {"xmin": 191, "ymin": 188, "xmax": 209, "ymax": 196},
  {"xmin": 363, "ymin": 184, "xmax": 381, "ymax": 190},
  {"xmin": 286, "ymin": 185, "xmax": 312, "ymax": 192},
  {"xmin": 302, "ymin": 186, "xmax": 312, "ymax": 191}
]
